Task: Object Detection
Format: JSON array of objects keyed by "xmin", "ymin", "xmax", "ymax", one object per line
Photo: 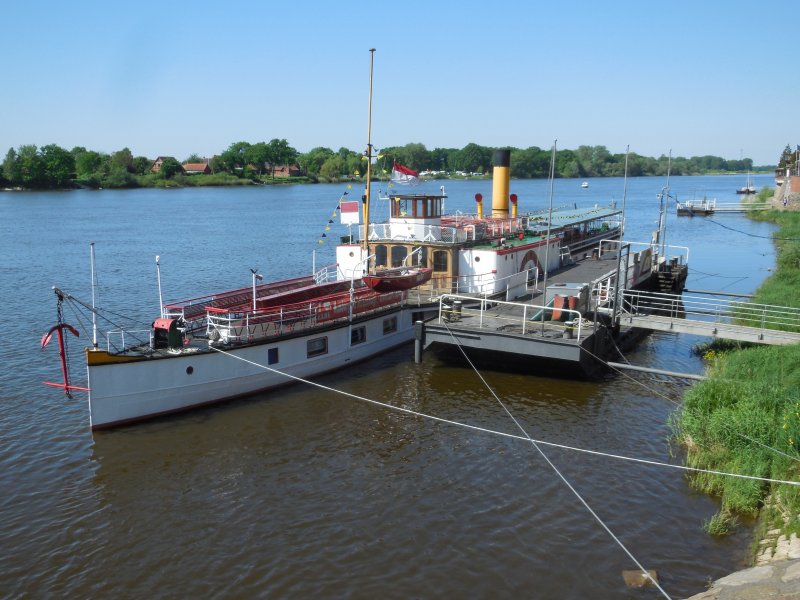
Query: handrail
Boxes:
[
  {"xmin": 620, "ymin": 289, "xmax": 800, "ymax": 333},
  {"xmin": 437, "ymin": 293, "xmax": 585, "ymax": 341}
]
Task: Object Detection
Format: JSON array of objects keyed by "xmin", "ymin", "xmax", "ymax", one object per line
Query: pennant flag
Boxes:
[
  {"xmin": 340, "ymin": 200, "xmax": 360, "ymax": 225},
  {"xmin": 391, "ymin": 162, "xmax": 420, "ymax": 186}
]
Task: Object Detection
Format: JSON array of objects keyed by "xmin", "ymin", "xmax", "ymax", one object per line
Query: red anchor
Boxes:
[{"xmin": 41, "ymin": 323, "xmax": 89, "ymax": 396}]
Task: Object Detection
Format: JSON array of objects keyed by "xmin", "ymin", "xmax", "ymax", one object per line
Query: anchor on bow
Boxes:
[{"xmin": 41, "ymin": 290, "xmax": 89, "ymax": 397}]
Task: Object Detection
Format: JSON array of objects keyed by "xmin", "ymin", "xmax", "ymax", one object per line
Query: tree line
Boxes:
[{"xmin": 1, "ymin": 140, "xmax": 763, "ymax": 190}]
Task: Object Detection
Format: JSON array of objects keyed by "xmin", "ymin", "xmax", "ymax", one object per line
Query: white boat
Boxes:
[
  {"xmin": 736, "ymin": 172, "xmax": 756, "ymax": 195},
  {"xmin": 42, "ymin": 52, "xmax": 637, "ymax": 430},
  {"xmin": 581, "ymin": 181, "xmax": 589, "ymax": 188}
]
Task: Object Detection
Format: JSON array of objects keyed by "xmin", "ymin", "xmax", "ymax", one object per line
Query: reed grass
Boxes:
[{"xmin": 675, "ymin": 209, "xmax": 800, "ymax": 534}]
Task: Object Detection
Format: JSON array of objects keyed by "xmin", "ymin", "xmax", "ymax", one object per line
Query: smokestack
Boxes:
[{"xmin": 491, "ymin": 149, "xmax": 511, "ymax": 217}]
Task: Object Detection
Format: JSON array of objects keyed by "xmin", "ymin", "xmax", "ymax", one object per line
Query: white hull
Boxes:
[{"xmin": 87, "ymin": 307, "xmax": 425, "ymax": 429}]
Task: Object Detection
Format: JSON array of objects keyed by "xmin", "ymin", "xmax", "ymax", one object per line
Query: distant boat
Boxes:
[
  {"xmin": 581, "ymin": 181, "xmax": 589, "ymax": 188},
  {"xmin": 736, "ymin": 173, "xmax": 756, "ymax": 195}
]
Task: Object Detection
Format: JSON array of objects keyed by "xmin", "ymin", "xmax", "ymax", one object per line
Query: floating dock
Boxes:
[
  {"xmin": 414, "ymin": 246, "xmax": 688, "ymax": 377},
  {"xmin": 676, "ymin": 198, "xmax": 770, "ymax": 216}
]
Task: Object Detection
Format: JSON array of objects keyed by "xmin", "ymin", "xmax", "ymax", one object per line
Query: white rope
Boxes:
[
  {"xmin": 207, "ymin": 347, "xmax": 800, "ymax": 486},
  {"xmin": 579, "ymin": 343, "xmax": 800, "ymax": 464},
  {"xmin": 440, "ymin": 323, "xmax": 671, "ymax": 598}
]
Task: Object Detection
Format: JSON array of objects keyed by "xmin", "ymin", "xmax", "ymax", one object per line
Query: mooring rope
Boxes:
[
  {"xmin": 577, "ymin": 343, "xmax": 800, "ymax": 464},
  {"xmin": 207, "ymin": 342, "xmax": 800, "ymax": 599},
  {"xmin": 207, "ymin": 346, "xmax": 800, "ymax": 486},
  {"xmin": 439, "ymin": 322, "xmax": 670, "ymax": 598}
]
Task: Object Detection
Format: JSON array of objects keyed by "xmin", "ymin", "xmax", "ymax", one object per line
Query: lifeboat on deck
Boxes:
[{"xmin": 362, "ymin": 267, "xmax": 433, "ymax": 293}]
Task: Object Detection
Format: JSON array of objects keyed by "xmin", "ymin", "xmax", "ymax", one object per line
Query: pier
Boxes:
[
  {"xmin": 676, "ymin": 198, "xmax": 770, "ymax": 216},
  {"xmin": 619, "ymin": 289, "xmax": 800, "ymax": 345},
  {"xmin": 414, "ymin": 245, "xmax": 800, "ymax": 376},
  {"xmin": 413, "ymin": 246, "xmax": 687, "ymax": 376}
]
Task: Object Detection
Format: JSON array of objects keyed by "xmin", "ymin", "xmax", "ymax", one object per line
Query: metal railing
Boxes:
[
  {"xmin": 620, "ymin": 290, "xmax": 800, "ymax": 334},
  {"xmin": 404, "ymin": 268, "xmax": 538, "ymax": 304},
  {"xmin": 436, "ymin": 294, "xmax": 585, "ymax": 341}
]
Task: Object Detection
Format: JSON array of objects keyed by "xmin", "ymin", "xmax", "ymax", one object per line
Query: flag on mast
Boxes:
[
  {"xmin": 391, "ymin": 162, "xmax": 420, "ymax": 186},
  {"xmin": 339, "ymin": 200, "xmax": 360, "ymax": 225}
]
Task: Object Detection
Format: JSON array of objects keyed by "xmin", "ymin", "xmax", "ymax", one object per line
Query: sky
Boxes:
[{"xmin": 2, "ymin": 1, "xmax": 796, "ymax": 166}]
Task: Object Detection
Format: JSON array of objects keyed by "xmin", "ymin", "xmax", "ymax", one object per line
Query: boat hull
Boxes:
[{"xmin": 87, "ymin": 306, "xmax": 429, "ymax": 429}]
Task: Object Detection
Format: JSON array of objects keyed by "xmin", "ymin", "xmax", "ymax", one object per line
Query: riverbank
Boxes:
[{"xmin": 678, "ymin": 192, "xmax": 800, "ymax": 595}]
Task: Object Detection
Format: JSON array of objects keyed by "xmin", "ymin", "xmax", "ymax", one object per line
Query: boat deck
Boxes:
[{"xmin": 416, "ymin": 254, "xmax": 625, "ymax": 376}]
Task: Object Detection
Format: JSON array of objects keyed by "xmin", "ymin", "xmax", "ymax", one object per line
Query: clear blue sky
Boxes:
[{"xmin": 2, "ymin": 1, "xmax": 795, "ymax": 166}]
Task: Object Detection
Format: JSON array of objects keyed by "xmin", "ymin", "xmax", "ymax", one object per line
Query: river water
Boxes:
[{"xmin": 0, "ymin": 174, "xmax": 777, "ymax": 598}]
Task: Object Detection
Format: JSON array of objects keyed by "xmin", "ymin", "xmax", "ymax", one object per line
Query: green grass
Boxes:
[{"xmin": 674, "ymin": 207, "xmax": 800, "ymax": 535}]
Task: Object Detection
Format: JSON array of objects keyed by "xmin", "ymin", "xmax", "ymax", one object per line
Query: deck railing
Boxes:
[
  {"xmin": 437, "ymin": 294, "xmax": 585, "ymax": 341},
  {"xmin": 620, "ymin": 290, "xmax": 800, "ymax": 334}
]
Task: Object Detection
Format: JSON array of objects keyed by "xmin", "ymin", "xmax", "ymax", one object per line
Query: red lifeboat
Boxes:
[{"xmin": 362, "ymin": 267, "xmax": 433, "ymax": 293}]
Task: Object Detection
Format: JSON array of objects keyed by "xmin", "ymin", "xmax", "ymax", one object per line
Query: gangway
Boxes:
[
  {"xmin": 618, "ymin": 290, "xmax": 800, "ymax": 345},
  {"xmin": 676, "ymin": 198, "xmax": 770, "ymax": 216}
]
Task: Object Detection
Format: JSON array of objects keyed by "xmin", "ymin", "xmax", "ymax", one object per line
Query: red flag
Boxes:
[{"xmin": 391, "ymin": 162, "xmax": 420, "ymax": 186}]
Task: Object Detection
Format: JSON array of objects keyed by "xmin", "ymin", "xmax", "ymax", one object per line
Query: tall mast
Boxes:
[
  {"xmin": 540, "ymin": 139, "xmax": 557, "ymax": 328},
  {"xmin": 660, "ymin": 150, "xmax": 672, "ymax": 257},
  {"xmin": 90, "ymin": 242, "xmax": 98, "ymax": 348},
  {"xmin": 362, "ymin": 48, "xmax": 376, "ymax": 254}
]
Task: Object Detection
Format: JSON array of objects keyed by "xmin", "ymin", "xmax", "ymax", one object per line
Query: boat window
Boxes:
[
  {"xmin": 351, "ymin": 326, "xmax": 366, "ymax": 345},
  {"xmin": 392, "ymin": 197, "xmax": 410, "ymax": 217},
  {"xmin": 391, "ymin": 246, "xmax": 407, "ymax": 268},
  {"xmin": 374, "ymin": 245, "xmax": 387, "ymax": 268},
  {"xmin": 383, "ymin": 316, "xmax": 398, "ymax": 334},
  {"xmin": 268, "ymin": 347, "xmax": 279, "ymax": 365},
  {"xmin": 433, "ymin": 250, "xmax": 448, "ymax": 273},
  {"xmin": 307, "ymin": 337, "xmax": 328, "ymax": 358}
]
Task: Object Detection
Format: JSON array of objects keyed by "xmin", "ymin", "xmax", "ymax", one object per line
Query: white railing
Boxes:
[
  {"xmin": 313, "ymin": 263, "xmax": 341, "ymax": 284},
  {"xmin": 599, "ymin": 238, "xmax": 690, "ymax": 267},
  {"xmin": 404, "ymin": 267, "xmax": 538, "ymax": 304},
  {"xmin": 105, "ymin": 329, "xmax": 153, "ymax": 353},
  {"xmin": 620, "ymin": 290, "xmax": 800, "ymax": 333},
  {"xmin": 437, "ymin": 294, "xmax": 585, "ymax": 341}
]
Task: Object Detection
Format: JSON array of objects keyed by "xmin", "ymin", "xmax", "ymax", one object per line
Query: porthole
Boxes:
[
  {"xmin": 475, "ymin": 256, "xmax": 481, "ymax": 262},
  {"xmin": 349, "ymin": 251, "xmax": 354, "ymax": 257},
  {"xmin": 186, "ymin": 366, "xmax": 194, "ymax": 375}
]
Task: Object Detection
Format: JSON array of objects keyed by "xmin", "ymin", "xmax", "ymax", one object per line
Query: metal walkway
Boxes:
[
  {"xmin": 619, "ymin": 290, "xmax": 800, "ymax": 345},
  {"xmin": 676, "ymin": 198, "xmax": 770, "ymax": 216}
]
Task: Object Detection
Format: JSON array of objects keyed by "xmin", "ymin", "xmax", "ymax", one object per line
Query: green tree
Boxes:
[
  {"xmin": 15, "ymin": 145, "xmax": 45, "ymax": 188},
  {"xmin": 184, "ymin": 153, "xmax": 205, "ymax": 163},
  {"xmin": 219, "ymin": 141, "xmax": 251, "ymax": 173},
  {"xmin": 298, "ymin": 147, "xmax": 334, "ymax": 177},
  {"xmin": 159, "ymin": 157, "xmax": 183, "ymax": 179},
  {"xmin": 111, "ymin": 147, "xmax": 134, "ymax": 173},
  {"xmin": 132, "ymin": 156, "xmax": 151, "ymax": 175},
  {"xmin": 2, "ymin": 148, "xmax": 19, "ymax": 184},
  {"xmin": 452, "ymin": 143, "xmax": 492, "ymax": 173},
  {"xmin": 267, "ymin": 138, "xmax": 298, "ymax": 172},
  {"xmin": 319, "ymin": 155, "xmax": 346, "ymax": 180},
  {"xmin": 105, "ymin": 163, "xmax": 136, "ymax": 188},
  {"xmin": 73, "ymin": 149, "xmax": 107, "ymax": 180},
  {"xmin": 40, "ymin": 144, "xmax": 75, "ymax": 187},
  {"xmin": 244, "ymin": 142, "xmax": 270, "ymax": 175}
]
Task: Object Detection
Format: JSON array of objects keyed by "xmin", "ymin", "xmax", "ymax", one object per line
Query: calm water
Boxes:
[{"xmin": 0, "ymin": 174, "xmax": 777, "ymax": 598}]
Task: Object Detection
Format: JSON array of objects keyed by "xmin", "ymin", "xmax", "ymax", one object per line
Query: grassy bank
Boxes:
[{"xmin": 673, "ymin": 208, "xmax": 800, "ymax": 537}]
